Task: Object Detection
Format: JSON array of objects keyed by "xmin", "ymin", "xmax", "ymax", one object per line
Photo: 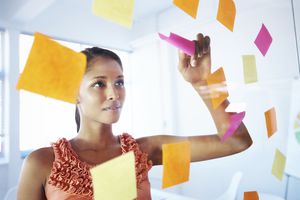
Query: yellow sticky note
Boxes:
[
  {"xmin": 173, "ymin": 0, "xmax": 200, "ymax": 19},
  {"xmin": 162, "ymin": 141, "xmax": 191, "ymax": 189},
  {"xmin": 272, "ymin": 149, "xmax": 286, "ymax": 181},
  {"xmin": 16, "ymin": 32, "xmax": 86, "ymax": 104},
  {"xmin": 295, "ymin": 121, "xmax": 300, "ymax": 129},
  {"xmin": 244, "ymin": 191, "xmax": 259, "ymax": 200},
  {"xmin": 242, "ymin": 55, "xmax": 257, "ymax": 84},
  {"xmin": 216, "ymin": 0, "xmax": 236, "ymax": 32},
  {"xmin": 265, "ymin": 107, "xmax": 277, "ymax": 138},
  {"xmin": 90, "ymin": 151, "xmax": 137, "ymax": 200},
  {"xmin": 295, "ymin": 112, "xmax": 300, "ymax": 128},
  {"xmin": 206, "ymin": 67, "xmax": 229, "ymax": 109},
  {"xmin": 92, "ymin": 0, "xmax": 135, "ymax": 28}
]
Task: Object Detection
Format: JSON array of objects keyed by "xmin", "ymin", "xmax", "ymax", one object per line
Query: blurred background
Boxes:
[{"xmin": 0, "ymin": 0, "xmax": 300, "ymax": 199}]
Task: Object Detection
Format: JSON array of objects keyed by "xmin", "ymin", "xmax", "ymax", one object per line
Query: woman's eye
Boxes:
[
  {"xmin": 115, "ymin": 80, "xmax": 124, "ymax": 87},
  {"xmin": 94, "ymin": 81, "xmax": 105, "ymax": 88}
]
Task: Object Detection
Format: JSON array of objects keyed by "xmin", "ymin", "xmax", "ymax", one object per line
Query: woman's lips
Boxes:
[{"xmin": 103, "ymin": 106, "xmax": 121, "ymax": 111}]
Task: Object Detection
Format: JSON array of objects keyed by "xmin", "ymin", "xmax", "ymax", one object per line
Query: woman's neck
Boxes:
[{"xmin": 74, "ymin": 123, "xmax": 118, "ymax": 150}]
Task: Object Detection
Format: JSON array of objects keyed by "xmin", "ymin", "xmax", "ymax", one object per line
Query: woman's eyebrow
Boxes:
[
  {"xmin": 116, "ymin": 75, "xmax": 124, "ymax": 79},
  {"xmin": 92, "ymin": 75, "xmax": 124, "ymax": 79},
  {"xmin": 92, "ymin": 75, "xmax": 107, "ymax": 79}
]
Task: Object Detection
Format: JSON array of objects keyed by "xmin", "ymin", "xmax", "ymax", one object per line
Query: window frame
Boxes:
[{"xmin": 0, "ymin": 30, "xmax": 5, "ymax": 158}]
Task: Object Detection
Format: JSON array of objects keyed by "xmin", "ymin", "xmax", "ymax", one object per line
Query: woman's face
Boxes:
[{"xmin": 77, "ymin": 56, "xmax": 125, "ymax": 125}]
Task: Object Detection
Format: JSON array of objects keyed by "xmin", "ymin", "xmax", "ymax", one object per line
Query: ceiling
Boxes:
[
  {"xmin": 0, "ymin": 0, "xmax": 176, "ymax": 50},
  {"xmin": 0, "ymin": 0, "xmax": 173, "ymax": 26}
]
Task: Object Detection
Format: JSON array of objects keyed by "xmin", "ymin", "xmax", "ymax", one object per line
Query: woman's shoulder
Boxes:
[
  {"xmin": 27, "ymin": 147, "xmax": 54, "ymax": 162},
  {"xmin": 18, "ymin": 147, "xmax": 55, "ymax": 190},
  {"xmin": 24, "ymin": 147, "xmax": 54, "ymax": 174}
]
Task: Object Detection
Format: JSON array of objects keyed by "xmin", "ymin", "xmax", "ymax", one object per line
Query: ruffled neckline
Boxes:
[{"xmin": 47, "ymin": 133, "xmax": 152, "ymax": 197}]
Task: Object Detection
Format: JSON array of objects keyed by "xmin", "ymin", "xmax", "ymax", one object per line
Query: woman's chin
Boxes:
[{"xmin": 103, "ymin": 117, "xmax": 120, "ymax": 125}]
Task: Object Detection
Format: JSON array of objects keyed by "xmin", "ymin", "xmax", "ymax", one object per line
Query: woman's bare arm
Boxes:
[
  {"xmin": 17, "ymin": 148, "xmax": 53, "ymax": 200},
  {"xmin": 137, "ymin": 33, "xmax": 252, "ymax": 165}
]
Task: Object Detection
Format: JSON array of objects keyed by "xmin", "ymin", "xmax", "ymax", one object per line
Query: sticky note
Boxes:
[
  {"xmin": 158, "ymin": 32, "xmax": 195, "ymax": 56},
  {"xmin": 294, "ymin": 113, "xmax": 300, "ymax": 128},
  {"xmin": 242, "ymin": 55, "xmax": 257, "ymax": 84},
  {"xmin": 173, "ymin": 0, "xmax": 200, "ymax": 19},
  {"xmin": 294, "ymin": 121, "xmax": 300, "ymax": 129},
  {"xmin": 244, "ymin": 191, "xmax": 259, "ymax": 200},
  {"xmin": 254, "ymin": 23, "xmax": 273, "ymax": 56},
  {"xmin": 216, "ymin": 0, "xmax": 236, "ymax": 31},
  {"xmin": 206, "ymin": 67, "xmax": 229, "ymax": 109},
  {"xmin": 92, "ymin": 0, "xmax": 135, "ymax": 28},
  {"xmin": 295, "ymin": 130, "xmax": 300, "ymax": 144},
  {"xmin": 162, "ymin": 141, "xmax": 191, "ymax": 189},
  {"xmin": 90, "ymin": 151, "xmax": 137, "ymax": 200},
  {"xmin": 265, "ymin": 107, "xmax": 277, "ymax": 138},
  {"xmin": 16, "ymin": 32, "xmax": 86, "ymax": 104},
  {"xmin": 272, "ymin": 149, "xmax": 286, "ymax": 181},
  {"xmin": 222, "ymin": 111, "xmax": 246, "ymax": 141}
]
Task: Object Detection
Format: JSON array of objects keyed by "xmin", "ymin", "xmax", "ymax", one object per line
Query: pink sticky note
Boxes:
[
  {"xmin": 158, "ymin": 32, "xmax": 195, "ymax": 56},
  {"xmin": 222, "ymin": 111, "xmax": 246, "ymax": 141},
  {"xmin": 254, "ymin": 24, "xmax": 272, "ymax": 56}
]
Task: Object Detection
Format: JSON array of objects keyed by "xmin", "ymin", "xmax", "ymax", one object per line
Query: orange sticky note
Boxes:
[
  {"xmin": 16, "ymin": 32, "xmax": 86, "ymax": 104},
  {"xmin": 173, "ymin": 0, "xmax": 200, "ymax": 19},
  {"xmin": 272, "ymin": 149, "xmax": 286, "ymax": 181},
  {"xmin": 244, "ymin": 191, "xmax": 259, "ymax": 200},
  {"xmin": 216, "ymin": 0, "xmax": 236, "ymax": 31},
  {"xmin": 206, "ymin": 67, "xmax": 229, "ymax": 109},
  {"xmin": 162, "ymin": 141, "xmax": 191, "ymax": 189},
  {"xmin": 92, "ymin": 0, "xmax": 135, "ymax": 28},
  {"xmin": 265, "ymin": 107, "xmax": 277, "ymax": 138}
]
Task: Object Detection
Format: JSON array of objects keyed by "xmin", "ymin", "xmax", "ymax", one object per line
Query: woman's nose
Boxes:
[{"xmin": 107, "ymin": 86, "xmax": 119, "ymax": 100}]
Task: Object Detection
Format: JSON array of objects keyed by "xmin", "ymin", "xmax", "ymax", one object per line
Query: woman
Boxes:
[{"xmin": 17, "ymin": 33, "xmax": 252, "ymax": 199}]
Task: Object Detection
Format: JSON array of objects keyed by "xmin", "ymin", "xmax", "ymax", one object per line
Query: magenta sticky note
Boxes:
[
  {"xmin": 222, "ymin": 111, "xmax": 246, "ymax": 141},
  {"xmin": 254, "ymin": 24, "xmax": 272, "ymax": 56},
  {"xmin": 158, "ymin": 32, "xmax": 195, "ymax": 56}
]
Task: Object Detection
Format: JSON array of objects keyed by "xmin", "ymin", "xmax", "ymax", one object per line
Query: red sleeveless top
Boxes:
[{"xmin": 45, "ymin": 133, "xmax": 153, "ymax": 199}]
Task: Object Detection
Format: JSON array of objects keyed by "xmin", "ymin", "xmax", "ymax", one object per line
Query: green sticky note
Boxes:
[
  {"xmin": 272, "ymin": 149, "xmax": 286, "ymax": 181},
  {"xmin": 295, "ymin": 130, "xmax": 300, "ymax": 144},
  {"xmin": 242, "ymin": 55, "xmax": 257, "ymax": 84}
]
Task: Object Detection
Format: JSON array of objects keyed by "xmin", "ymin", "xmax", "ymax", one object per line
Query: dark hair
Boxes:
[{"xmin": 75, "ymin": 47, "xmax": 123, "ymax": 132}]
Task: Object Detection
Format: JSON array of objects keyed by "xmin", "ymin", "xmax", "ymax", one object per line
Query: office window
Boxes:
[
  {"xmin": 19, "ymin": 34, "xmax": 132, "ymax": 153},
  {"xmin": 0, "ymin": 31, "xmax": 4, "ymax": 157}
]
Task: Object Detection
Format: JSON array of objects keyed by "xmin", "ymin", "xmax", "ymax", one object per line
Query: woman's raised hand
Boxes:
[{"xmin": 178, "ymin": 33, "xmax": 211, "ymax": 87}]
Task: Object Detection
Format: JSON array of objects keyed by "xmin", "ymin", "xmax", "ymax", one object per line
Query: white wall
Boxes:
[
  {"xmin": 293, "ymin": 0, "xmax": 300, "ymax": 70},
  {"xmin": 152, "ymin": 0, "xmax": 299, "ymax": 199},
  {"xmin": 0, "ymin": 0, "xmax": 133, "ymax": 51}
]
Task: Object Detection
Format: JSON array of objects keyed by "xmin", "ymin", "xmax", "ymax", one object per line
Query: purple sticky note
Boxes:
[
  {"xmin": 222, "ymin": 111, "xmax": 246, "ymax": 141},
  {"xmin": 254, "ymin": 24, "xmax": 272, "ymax": 56},
  {"xmin": 158, "ymin": 32, "xmax": 195, "ymax": 56}
]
